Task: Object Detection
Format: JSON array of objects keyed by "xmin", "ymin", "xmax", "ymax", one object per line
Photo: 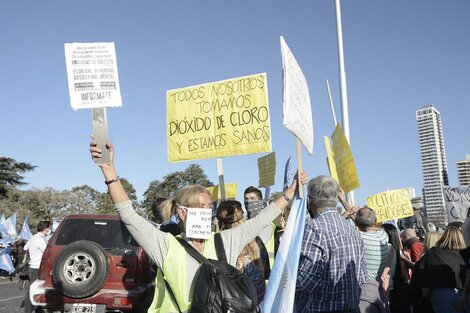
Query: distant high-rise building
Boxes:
[
  {"xmin": 416, "ymin": 105, "xmax": 449, "ymax": 226},
  {"xmin": 457, "ymin": 154, "xmax": 470, "ymax": 186}
]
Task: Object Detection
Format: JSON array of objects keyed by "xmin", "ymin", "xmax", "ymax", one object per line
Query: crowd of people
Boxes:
[
  {"xmin": 0, "ymin": 239, "xmax": 28, "ymax": 281},
  {"xmin": 0, "ymin": 220, "xmax": 51, "ymax": 313},
  {"xmin": 5, "ymin": 138, "xmax": 470, "ymax": 313},
  {"xmin": 87, "ymin": 140, "xmax": 470, "ymax": 313}
]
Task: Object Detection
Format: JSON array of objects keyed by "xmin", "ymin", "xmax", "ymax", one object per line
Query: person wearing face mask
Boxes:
[
  {"xmin": 23, "ymin": 220, "xmax": 51, "ymax": 313},
  {"xmin": 89, "ymin": 140, "xmax": 307, "ymax": 313}
]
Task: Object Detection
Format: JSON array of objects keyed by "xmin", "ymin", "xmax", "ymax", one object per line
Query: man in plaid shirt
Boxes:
[{"xmin": 296, "ymin": 176, "xmax": 367, "ymax": 313}]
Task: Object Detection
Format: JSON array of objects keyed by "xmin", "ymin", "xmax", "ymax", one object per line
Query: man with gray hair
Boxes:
[
  {"xmin": 355, "ymin": 207, "xmax": 390, "ymax": 313},
  {"xmin": 296, "ymin": 175, "xmax": 367, "ymax": 313},
  {"xmin": 401, "ymin": 228, "xmax": 423, "ymax": 264}
]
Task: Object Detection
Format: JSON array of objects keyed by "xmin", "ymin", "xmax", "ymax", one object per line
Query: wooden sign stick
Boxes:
[
  {"xmin": 217, "ymin": 158, "xmax": 226, "ymax": 201},
  {"xmin": 92, "ymin": 108, "xmax": 110, "ymax": 164},
  {"xmin": 296, "ymin": 137, "xmax": 304, "ymax": 198}
]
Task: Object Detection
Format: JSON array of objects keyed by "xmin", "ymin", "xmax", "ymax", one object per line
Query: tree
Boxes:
[
  {"xmin": 21, "ymin": 187, "xmax": 69, "ymax": 220},
  {"xmin": 142, "ymin": 164, "xmax": 214, "ymax": 219},
  {"xmin": 0, "ymin": 157, "xmax": 36, "ymax": 197},
  {"xmin": 0, "ymin": 187, "xmax": 69, "ymax": 227},
  {"xmin": 67, "ymin": 185, "xmax": 101, "ymax": 214},
  {"xmin": 97, "ymin": 177, "xmax": 139, "ymax": 213}
]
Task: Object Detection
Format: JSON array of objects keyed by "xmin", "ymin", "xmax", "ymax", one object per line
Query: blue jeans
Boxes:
[{"xmin": 430, "ymin": 288, "xmax": 469, "ymax": 313}]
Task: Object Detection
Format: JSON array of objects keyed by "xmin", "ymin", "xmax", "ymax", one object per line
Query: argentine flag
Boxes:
[
  {"xmin": 0, "ymin": 213, "xmax": 17, "ymax": 238},
  {"xmin": 0, "ymin": 213, "xmax": 5, "ymax": 238},
  {"xmin": 0, "ymin": 245, "xmax": 15, "ymax": 273},
  {"xmin": 261, "ymin": 191, "xmax": 307, "ymax": 313},
  {"xmin": 20, "ymin": 216, "xmax": 33, "ymax": 241}
]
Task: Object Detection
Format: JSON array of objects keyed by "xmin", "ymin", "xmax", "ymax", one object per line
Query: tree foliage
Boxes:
[
  {"xmin": 0, "ymin": 157, "xmax": 36, "ymax": 197},
  {"xmin": 0, "ymin": 185, "xmax": 103, "ymax": 230},
  {"xmin": 0, "ymin": 162, "xmax": 214, "ymax": 230},
  {"xmin": 142, "ymin": 164, "xmax": 214, "ymax": 218},
  {"xmin": 68, "ymin": 185, "xmax": 101, "ymax": 214},
  {"xmin": 97, "ymin": 177, "xmax": 139, "ymax": 213}
]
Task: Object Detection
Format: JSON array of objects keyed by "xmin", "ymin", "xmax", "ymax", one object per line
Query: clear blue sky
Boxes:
[{"xmin": 1, "ymin": 1, "xmax": 469, "ymax": 206}]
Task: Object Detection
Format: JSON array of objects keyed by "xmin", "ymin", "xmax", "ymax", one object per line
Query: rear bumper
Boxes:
[{"xmin": 30, "ymin": 279, "xmax": 154, "ymax": 311}]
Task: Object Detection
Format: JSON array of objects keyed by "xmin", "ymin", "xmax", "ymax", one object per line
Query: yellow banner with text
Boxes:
[
  {"xmin": 167, "ymin": 73, "xmax": 271, "ymax": 162},
  {"xmin": 367, "ymin": 189, "xmax": 414, "ymax": 223}
]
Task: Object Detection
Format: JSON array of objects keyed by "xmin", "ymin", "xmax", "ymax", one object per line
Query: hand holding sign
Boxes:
[{"xmin": 89, "ymin": 138, "xmax": 114, "ymax": 168}]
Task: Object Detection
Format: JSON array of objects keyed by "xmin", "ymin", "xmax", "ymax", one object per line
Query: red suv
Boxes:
[{"xmin": 30, "ymin": 214, "xmax": 155, "ymax": 313}]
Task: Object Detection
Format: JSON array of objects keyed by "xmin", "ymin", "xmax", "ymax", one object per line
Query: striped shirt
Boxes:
[
  {"xmin": 296, "ymin": 208, "xmax": 368, "ymax": 313},
  {"xmin": 359, "ymin": 229, "xmax": 390, "ymax": 281}
]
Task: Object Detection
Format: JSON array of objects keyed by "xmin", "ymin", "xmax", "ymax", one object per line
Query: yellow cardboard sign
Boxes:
[
  {"xmin": 207, "ymin": 183, "xmax": 238, "ymax": 201},
  {"xmin": 324, "ymin": 136, "xmax": 339, "ymax": 183},
  {"xmin": 367, "ymin": 189, "xmax": 414, "ymax": 223},
  {"xmin": 331, "ymin": 124, "xmax": 360, "ymax": 193},
  {"xmin": 258, "ymin": 152, "xmax": 276, "ymax": 187},
  {"xmin": 167, "ymin": 73, "xmax": 271, "ymax": 162}
]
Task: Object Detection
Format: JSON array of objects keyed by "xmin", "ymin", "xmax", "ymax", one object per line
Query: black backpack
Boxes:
[{"xmin": 174, "ymin": 234, "xmax": 259, "ymax": 313}]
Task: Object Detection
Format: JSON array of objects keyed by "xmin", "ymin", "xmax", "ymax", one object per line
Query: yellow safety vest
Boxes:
[
  {"xmin": 148, "ymin": 234, "xmax": 217, "ymax": 313},
  {"xmin": 265, "ymin": 223, "xmax": 276, "ymax": 271}
]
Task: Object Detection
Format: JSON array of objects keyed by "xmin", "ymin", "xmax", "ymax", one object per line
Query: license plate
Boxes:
[{"xmin": 64, "ymin": 303, "xmax": 106, "ymax": 313}]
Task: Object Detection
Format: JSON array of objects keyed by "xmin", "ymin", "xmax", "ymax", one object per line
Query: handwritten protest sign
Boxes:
[
  {"xmin": 367, "ymin": 189, "xmax": 414, "ymax": 223},
  {"xmin": 331, "ymin": 124, "xmax": 359, "ymax": 193},
  {"xmin": 258, "ymin": 152, "xmax": 276, "ymax": 187},
  {"xmin": 443, "ymin": 186, "xmax": 470, "ymax": 223},
  {"xmin": 185, "ymin": 208, "xmax": 212, "ymax": 239},
  {"xmin": 324, "ymin": 136, "xmax": 339, "ymax": 183},
  {"xmin": 280, "ymin": 37, "xmax": 313, "ymax": 154},
  {"xmin": 64, "ymin": 42, "xmax": 122, "ymax": 110},
  {"xmin": 207, "ymin": 183, "xmax": 238, "ymax": 201},
  {"xmin": 167, "ymin": 74, "xmax": 271, "ymax": 162}
]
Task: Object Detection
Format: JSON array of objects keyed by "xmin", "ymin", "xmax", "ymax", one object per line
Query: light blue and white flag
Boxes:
[
  {"xmin": 0, "ymin": 245, "xmax": 15, "ymax": 273},
  {"xmin": 19, "ymin": 216, "xmax": 32, "ymax": 241},
  {"xmin": 0, "ymin": 238, "xmax": 16, "ymax": 246},
  {"xmin": 0, "ymin": 213, "xmax": 5, "ymax": 238},
  {"xmin": 262, "ymin": 191, "xmax": 307, "ymax": 313},
  {"xmin": 0, "ymin": 213, "xmax": 17, "ymax": 238}
]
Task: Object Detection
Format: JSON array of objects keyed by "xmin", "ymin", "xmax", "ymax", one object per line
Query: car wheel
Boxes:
[{"xmin": 52, "ymin": 240, "xmax": 110, "ymax": 299}]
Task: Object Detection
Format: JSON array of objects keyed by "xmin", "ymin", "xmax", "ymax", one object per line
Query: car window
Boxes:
[{"xmin": 55, "ymin": 219, "xmax": 139, "ymax": 252}]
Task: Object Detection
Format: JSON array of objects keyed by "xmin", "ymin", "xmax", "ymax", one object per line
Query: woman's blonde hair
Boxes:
[
  {"xmin": 423, "ymin": 231, "xmax": 441, "ymax": 253},
  {"xmin": 435, "ymin": 226, "xmax": 465, "ymax": 251},
  {"xmin": 159, "ymin": 185, "xmax": 211, "ymax": 222}
]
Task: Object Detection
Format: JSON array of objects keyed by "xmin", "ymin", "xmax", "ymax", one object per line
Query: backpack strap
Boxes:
[
  {"xmin": 175, "ymin": 237, "xmax": 209, "ymax": 264},
  {"xmin": 214, "ymin": 233, "xmax": 227, "ymax": 263}
]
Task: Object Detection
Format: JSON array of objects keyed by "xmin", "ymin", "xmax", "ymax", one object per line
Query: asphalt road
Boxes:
[{"xmin": 0, "ymin": 276, "xmax": 28, "ymax": 313}]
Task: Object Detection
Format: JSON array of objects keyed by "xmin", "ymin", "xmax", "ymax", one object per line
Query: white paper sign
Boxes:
[
  {"xmin": 64, "ymin": 42, "xmax": 122, "ymax": 110},
  {"xmin": 185, "ymin": 208, "xmax": 212, "ymax": 239},
  {"xmin": 444, "ymin": 186, "xmax": 470, "ymax": 223},
  {"xmin": 280, "ymin": 36, "xmax": 314, "ymax": 154}
]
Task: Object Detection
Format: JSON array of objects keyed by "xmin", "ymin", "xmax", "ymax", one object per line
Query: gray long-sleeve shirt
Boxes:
[{"xmin": 115, "ymin": 200, "xmax": 281, "ymax": 306}]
